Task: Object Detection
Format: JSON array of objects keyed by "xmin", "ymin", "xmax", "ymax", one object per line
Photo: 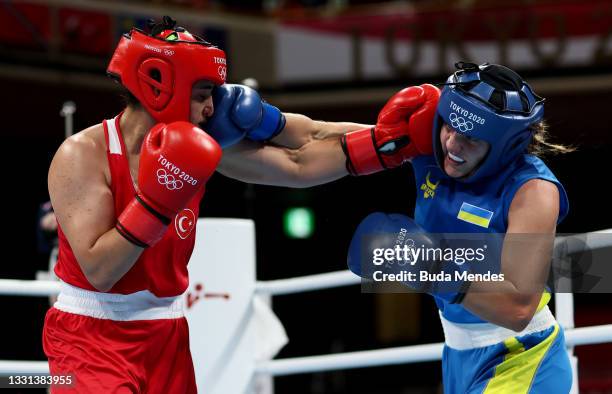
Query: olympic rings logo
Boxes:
[
  {"xmin": 449, "ymin": 112, "xmax": 474, "ymax": 133},
  {"xmin": 218, "ymin": 66, "xmax": 227, "ymax": 81},
  {"xmin": 397, "ymin": 237, "xmax": 416, "ymax": 267},
  {"xmin": 157, "ymin": 169, "xmax": 184, "ymax": 191}
]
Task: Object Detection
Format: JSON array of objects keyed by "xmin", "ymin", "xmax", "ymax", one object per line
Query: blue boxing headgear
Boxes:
[{"xmin": 433, "ymin": 62, "xmax": 545, "ymax": 182}]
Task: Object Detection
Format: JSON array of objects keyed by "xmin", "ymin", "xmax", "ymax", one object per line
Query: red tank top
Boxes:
[{"xmin": 55, "ymin": 114, "xmax": 205, "ymax": 296}]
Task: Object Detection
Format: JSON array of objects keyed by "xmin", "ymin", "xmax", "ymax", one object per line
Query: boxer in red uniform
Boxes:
[{"xmin": 44, "ymin": 17, "xmax": 438, "ymax": 393}]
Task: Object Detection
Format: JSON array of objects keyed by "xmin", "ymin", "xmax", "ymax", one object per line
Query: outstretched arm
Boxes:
[
  {"xmin": 217, "ymin": 113, "xmax": 369, "ymax": 188},
  {"xmin": 269, "ymin": 112, "xmax": 368, "ymax": 149},
  {"xmin": 212, "ymin": 84, "xmax": 439, "ymax": 186}
]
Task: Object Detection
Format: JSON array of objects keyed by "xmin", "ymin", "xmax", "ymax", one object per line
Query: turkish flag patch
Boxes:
[{"xmin": 175, "ymin": 208, "xmax": 196, "ymax": 240}]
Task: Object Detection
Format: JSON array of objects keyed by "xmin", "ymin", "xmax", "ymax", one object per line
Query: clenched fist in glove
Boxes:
[
  {"xmin": 116, "ymin": 121, "xmax": 222, "ymax": 247},
  {"xmin": 205, "ymin": 84, "xmax": 286, "ymax": 148},
  {"xmin": 341, "ymin": 84, "xmax": 440, "ymax": 176}
]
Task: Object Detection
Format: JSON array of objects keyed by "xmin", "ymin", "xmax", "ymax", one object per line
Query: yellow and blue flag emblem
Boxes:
[
  {"xmin": 457, "ymin": 202, "xmax": 494, "ymax": 228},
  {"xmin": 420, "ymin": 171, "xmax": 439, "ymax": 199}
]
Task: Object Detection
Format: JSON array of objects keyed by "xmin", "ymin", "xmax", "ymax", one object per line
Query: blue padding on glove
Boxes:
[
  {"xmin": 205, "ymin": 84, "xmax": 286, "ymax": 148},
  {"xmin": 206, "ymin": 85, "xmax": 245, "ymax": 148},
  {"xmin": 248, "ymin": 102, "xmax": 286, "ymax": 141},
  {"xmin": 348, "ymin": 212, "xmax": 471, "ymax": 303}
]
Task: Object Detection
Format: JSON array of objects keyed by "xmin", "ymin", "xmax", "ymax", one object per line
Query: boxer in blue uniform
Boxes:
[
  {"xmin": 204, "ymin": 58, "xmax": 573, "ymax": 392},
  {"xmin": 345, "ymin": 62, "xmax": 574, "ymax": 393}
]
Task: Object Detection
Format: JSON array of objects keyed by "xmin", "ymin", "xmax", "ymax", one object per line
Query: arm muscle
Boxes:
[
  {"xmin": 49, "ymin": 132, "xmax": 143, "ymax": 291},
  {"xmin": 462, "ymin": 179, "xmax": 560, "ymax": 331}
]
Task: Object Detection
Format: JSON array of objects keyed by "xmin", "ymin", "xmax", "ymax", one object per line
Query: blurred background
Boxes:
[{"xmin": 2, "ymin": 0, "xmax": 612, "ymax": 392}]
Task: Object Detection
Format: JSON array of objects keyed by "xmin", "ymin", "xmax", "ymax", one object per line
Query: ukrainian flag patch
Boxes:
[{"xmin": 457, "ymin": 202, "xmax": 494, "ymax": 228}]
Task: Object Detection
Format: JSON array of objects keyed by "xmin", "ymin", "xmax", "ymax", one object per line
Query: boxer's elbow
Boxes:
[
  {"xmin": 286, "ymin": 168, "xmax": 320, "ymax": 188},
  {"xmin": 499, "ymin": 294, "xmax": 540, "ymax": 332},
  {"xmin": 285, "ymin": 148, "xmax": 343, "ymax": 188},
  {"xmin": 286, "ymin": 165, "xmax": 331, "ymax": 188},
  {"xmin": 76, "ymin": 253, "xmax": 119, "ymax": 292},
  {"xmin": 272, "ymin": 150, "xmax": 314, "ymax": 188},
  {"xmin": 507, "ymin": 307, "xmax": 534, "ymax": 332},
  {"xmin": 88, "ymin": 276, "xmax": 115, "ymax": 293},
  {"xmin": 80, "ymin": 263, "xmax": 116, "ymax": 292},
  {"xmin": 466, "ymin": 290, "xmax": 539, "ymax": 331},
  {"xmin": 70, "ymin": 229, "xmax": 139, "ymax": 292}
]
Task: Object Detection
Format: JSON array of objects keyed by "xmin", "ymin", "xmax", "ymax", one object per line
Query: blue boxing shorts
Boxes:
[{"xmin": 440, "ymin": 306, "xmax": 573, "ymax": 393}]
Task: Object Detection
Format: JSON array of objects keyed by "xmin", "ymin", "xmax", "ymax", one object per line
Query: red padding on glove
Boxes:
[
  {"xmin": 116, "ymin": 197, "xmax": 169, "ymax": 247},
  {"xmin": 342, "ymin": 128, "xmax": 384, "ymax": 176}
]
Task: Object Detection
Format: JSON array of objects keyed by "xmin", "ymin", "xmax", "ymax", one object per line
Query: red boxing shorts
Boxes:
[{"xmin": 43, "ymin": 282, "xmax": 197, "ymax": 393}]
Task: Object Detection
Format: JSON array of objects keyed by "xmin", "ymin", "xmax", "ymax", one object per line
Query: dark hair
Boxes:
[
  {"xmin": 528, "ymin": 120, "xmax": 576, "ymax": 157},
  {"xmin": 118, "ymin": 86, "xmax": 141, "ymax": 109},
  {"xmin": 117, "ymin": 66, "xmax": 166, "ymax": 109}
]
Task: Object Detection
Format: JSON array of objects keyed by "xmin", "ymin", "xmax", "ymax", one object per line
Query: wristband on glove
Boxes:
[
  {"xmin": 341, "ymin": 127, "xmax": 413, "ymax": 176},
  {"xmin": 115, "ymin": 195, "xmax": 171, "ymax": 248},
  {"xmin": 340, "ymin": 128, "xmax": 384, "ymax": 176},
  {"xmin": 246, "ymin": 102, "xmax": 287, "ymax": 142}
]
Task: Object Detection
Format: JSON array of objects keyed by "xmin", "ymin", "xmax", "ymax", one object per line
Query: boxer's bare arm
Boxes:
[
  {"xmin": 461, "ymin": 179, "xmax": 559, "ymax": 331},
  {"xmin": 48, "ymin": 129, "xmax": 142, "ymax": 291},
  {"xmin": 270, "ymin": 113, "xmax": 370, "ymax": 149},
  {"xmin": 218, "ymin": 113, "xmax": 370, "ymax": 187}
]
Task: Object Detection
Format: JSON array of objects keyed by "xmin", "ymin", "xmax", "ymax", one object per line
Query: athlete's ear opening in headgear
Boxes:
[
  {"xmin": 106, "ymin": 16, "xmax": 227, "ymax": 124},
  {"xmin": 433, "ymin": 61, "xmax": 545, "ymax": 183}
]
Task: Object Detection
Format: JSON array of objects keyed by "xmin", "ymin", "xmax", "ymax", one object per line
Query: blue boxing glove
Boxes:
[
  {"xmin": 347, "ymin": 212, "xmax": 472, "ymax": 304},
  {"xmin": 205, "ymin": 84, "xmax": 286, "ymax": 148}
]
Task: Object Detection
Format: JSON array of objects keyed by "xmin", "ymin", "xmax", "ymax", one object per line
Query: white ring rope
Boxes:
[
  {"xmin": 0, "ymin": 279, "xmax": 60, "ymax": 296},
  {"xmin": 256, "ymin": 342, "xmax": 444, "ymax": 376},
  {"xmin": 255, "ymin": 270, "xmax": 359, "ymax": 296},
  {"xmin": 0, "ymin": 360, "xmax": 49, "ymax": 375},
  {"xmin": 3, "ymin": 228, "xmax": 608, "ymax": 298},
  {"xmin": 255, "ymin": 324, "xmax": 612, "ymax": 376},
  {"xmin": 3, "ymin": 324, "xmax": 612, "ymax": 377},
  {"xmin": 1, "ymin": 228, "xmax": 611, "ymax": 376},
  {"xmin": 555, "ymin": 229, "xmax": 612, "ymax": 254},
  {"xmin": 0, "ymin": 272, "xmax": 360, "ymax": 298}
]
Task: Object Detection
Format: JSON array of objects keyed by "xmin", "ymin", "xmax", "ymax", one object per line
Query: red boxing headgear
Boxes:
[{"xmin": 107, "ymin": 17, "xmax": 227, "ymax": 123}]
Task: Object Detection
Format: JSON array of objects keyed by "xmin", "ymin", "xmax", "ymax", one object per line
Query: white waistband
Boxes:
[
  {"xmin": 54, "ymin": 281, "xmax": 184, "ymax": 321},
  {"xmin": 439, "ymin": 306, "xmax": 556, "ymax": 350}
]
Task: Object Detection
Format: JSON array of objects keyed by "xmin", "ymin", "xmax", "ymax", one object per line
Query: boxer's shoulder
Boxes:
[
  {"xmin": 50, "ymin": 123, "xmax": 109, "ymax": 185},
  {"xmin": 72, "ymin": 123, "xmax": 106, "ymax": 150},
  {"xmin": 61, "ymin": 123, "xmax": 105, "ymax": 158}
]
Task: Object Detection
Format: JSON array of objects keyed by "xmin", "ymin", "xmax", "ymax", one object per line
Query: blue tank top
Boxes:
[{"xmin": 411, "ymin": 154, "xmax": 569, "ymax": 323}]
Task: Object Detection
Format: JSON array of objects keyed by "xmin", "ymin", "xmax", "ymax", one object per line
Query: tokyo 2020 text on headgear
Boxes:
[
  {"xmin": 107, "ymin": 16, "xmax": 227, "ymax": 124},
  {"xmin": 433, "ymin": 62, "xmax": 545, "ymax": 183}
]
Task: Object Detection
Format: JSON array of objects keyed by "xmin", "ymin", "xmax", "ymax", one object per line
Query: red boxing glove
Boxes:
[
  {"xmin": 116, "ymin": 121, "xmax": 222, "ymax": 247},
  {"xmin": 341, "ymin": 84, "xmax": 440, "ymax": 176}
]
